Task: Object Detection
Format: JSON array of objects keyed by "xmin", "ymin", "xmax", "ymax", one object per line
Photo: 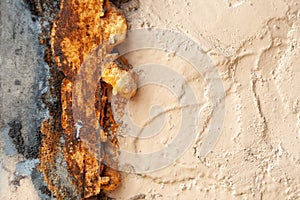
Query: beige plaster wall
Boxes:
[{"xmin": 109, "ymin": 0, "xmax": 300, "ymax": 199}]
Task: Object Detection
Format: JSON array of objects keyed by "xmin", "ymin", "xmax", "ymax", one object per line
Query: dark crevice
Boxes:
[
  {"xmin": 110, "ymin": 0, "xmax": 130, "ymax": 8},
  {"xmin": 8, "ymin": 120, "xmax": 26, "ymax": 155}
]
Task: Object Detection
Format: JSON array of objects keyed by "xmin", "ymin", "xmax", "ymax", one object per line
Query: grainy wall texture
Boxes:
[{"xmin": 1, "ymin": 0, "xmax": 300, "ymax": 199}]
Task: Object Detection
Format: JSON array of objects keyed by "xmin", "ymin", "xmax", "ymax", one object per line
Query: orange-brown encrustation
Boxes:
[{"xmin": 45, "ymin": 0, "xmax": 137, "ymax": 198}]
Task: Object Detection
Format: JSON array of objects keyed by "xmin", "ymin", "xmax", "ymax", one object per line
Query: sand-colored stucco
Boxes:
[{"xmin": 108, "ymin": 0, "xmax": 300, "ymax": 199}]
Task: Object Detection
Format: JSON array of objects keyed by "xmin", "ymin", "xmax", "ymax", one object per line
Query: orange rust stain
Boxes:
[
  {"xmin": 39, "ymin": 0, "xmax": 130, "ymax": 198},
  {"xmin": 39, "ymin": 119, "xmax": 64, "ymax": 198}
]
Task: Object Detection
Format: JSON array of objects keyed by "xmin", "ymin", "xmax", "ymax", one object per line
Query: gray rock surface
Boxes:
[{"xmin": 0, "ymin": 0, "xmax": 50, "ymax": 199}]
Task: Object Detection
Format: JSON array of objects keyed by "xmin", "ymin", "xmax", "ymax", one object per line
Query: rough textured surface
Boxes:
[
  {"xmin": 42, "ymin": 0, "xmax": 136, "ymax": 198},
  {"xmin": 0, "ymin": 0, "xmax": 49, "ymax": 199},
  {"xmin": 1, "ymin": 0, "xmax": 300, "ymax": 200},
  {"xmin": 1, "ymin": 0, "xmax": 129, "ymax": 199},
  {"xmin": 108, "ymin": 0, "xmax": 300, "ymax": 199}
]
